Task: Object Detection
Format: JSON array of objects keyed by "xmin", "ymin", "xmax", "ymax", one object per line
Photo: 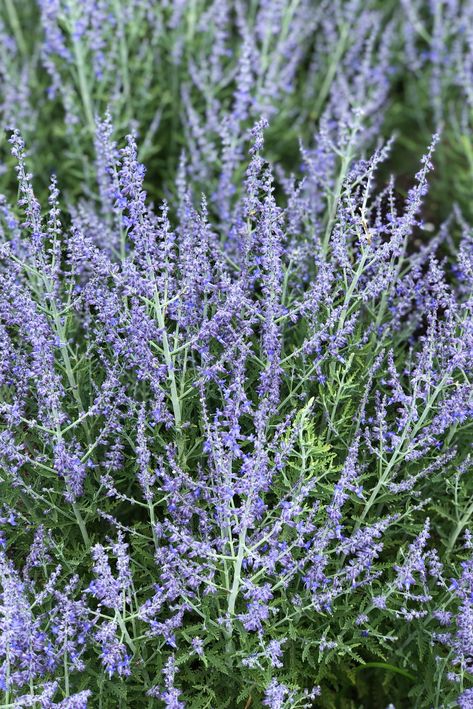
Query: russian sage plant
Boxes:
[{"xmin": 0, "ymin": 2, "xmax": 472, "ymax": 709}]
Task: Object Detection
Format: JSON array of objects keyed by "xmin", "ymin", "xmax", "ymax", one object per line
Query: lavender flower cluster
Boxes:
[{"xmin": 0, "ymin": 1, "xmax": 472, "ymax": 708}]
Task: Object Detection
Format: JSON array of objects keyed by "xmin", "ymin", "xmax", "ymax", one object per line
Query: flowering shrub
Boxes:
[{"xmin": 0, "ymin": 2, "xmax": 472, "ymax": 708}]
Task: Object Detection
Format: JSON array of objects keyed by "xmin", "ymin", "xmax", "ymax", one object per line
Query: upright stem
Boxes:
[
  {"xmin": 72, "ymin": 501, "xmax": 91, "ymax": 547},
  {"xmin": 356, "ymin": 373, "xmax": 449, "ymax": 530},
  {"xmin": 152, "ymin": 287, "xmax": 183, "ymax": 452},
  {"xmin": 64, "ymin": 647, "xmax": 70, "ymax": 697},
  {"xmin": 5, "ymin": 0, "xmax": 27, "ymax": 56},
  {"xmin": 112, "ymin": 0, "xmax": 131, "ymax": 121},
  {"xmin": 226, "ymin": 529, "xmax": 247, "ymax": 653},
  {"xmin": 312, "ymin": 24, "xmax": 349, "ymax": 120},
  {"xmin": 71, "ymin": 35, "xmax": 95, "ymax": 135},
  {"xmin": 447, "ymin": 500, "xmax": 473, "ymax": 554}
]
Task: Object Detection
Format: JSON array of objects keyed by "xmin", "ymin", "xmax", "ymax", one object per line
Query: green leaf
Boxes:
[{"xmin": 355, "ymin": 662, "xmax": 416, "ymax": 681}]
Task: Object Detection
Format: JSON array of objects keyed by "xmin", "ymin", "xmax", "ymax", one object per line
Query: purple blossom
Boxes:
[
  {"xmin": 95, "ymin": 621, "xmax": 131, "ymax": 678},
  {"xmin": 147, "ymin": 655, "xmax": 184, "ymax": 709}
]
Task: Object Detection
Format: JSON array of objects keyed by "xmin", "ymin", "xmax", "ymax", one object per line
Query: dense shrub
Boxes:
[{"xmin": 0, "ymin": 2, "xmax": 472, "ymax": 708}]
